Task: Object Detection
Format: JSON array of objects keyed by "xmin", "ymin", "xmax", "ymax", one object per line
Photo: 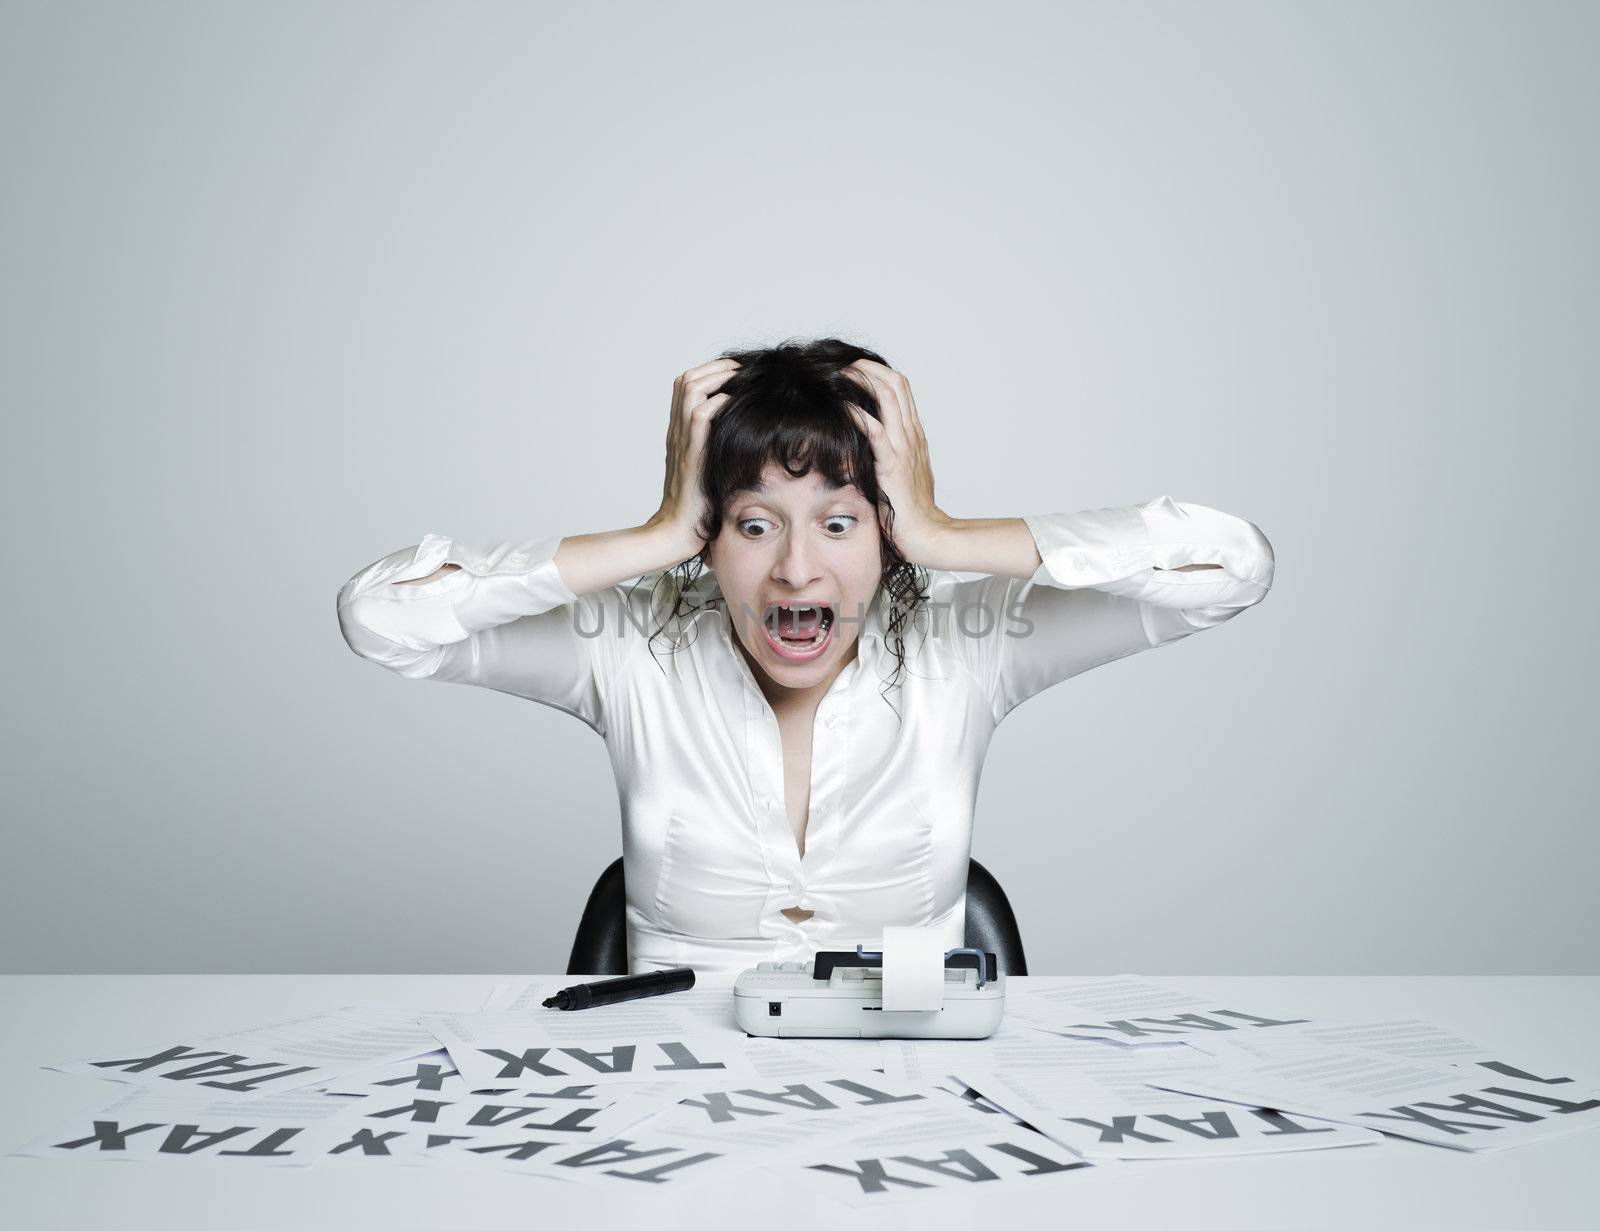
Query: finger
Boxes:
[
  {"xmin": 853, "ymin": 358, "xmax": 912, "ymax": 424},
  {"xmin": 841, "ymin": 370, "xmax": 884, "ymax": 436},
  {"xmin": 686, "ymin": 361, "xmax": 739, "ymax": 386},
  {"xmin": 839, "ymin": 363, "xmax": 881, "ymax": 413},
  {"xmin": 844, "ymin": 401, "xmax": 876, "ymax": 440},
  {"xmin": 838, "ymin": 364, "xmax": 869, "ymax": 400},
  {"xmin": 682, "ymin": 357, "xmax": 741, "ymax": 384},
  {"xmin": 845, "ymin": 404, "xmax": 892, "ymax": 469},
  {"xmin": 668, "ymin": 373, "xmax": 688, "ymax": 447},
  {"xmin": 859, "ymin": 368, "xmax": 910, "ymax": 457},
  {"xmin": 686, "ymin": 392, "xmax": 731, "ymax": 439},
  {"xmin": 686, "ymin": 356, "xmax": 740, "ymax": 376},
  {"xmin": 843, "ymin": 366, "xmax": 905, "ymax": 458},
  {"xmin": 684, "ymin": 366, "xmax": 741, "ymax": 403},
  {"xmin": 844, "ymin": 399, "xmax": 883, "ymax": 433},
  {"xmin": 882, "ymin": 368, "xmax": 919, "ymax": 444},
  {"xmin": 900, "ymin": 374, "xmax": 927, "ymax": 444},
  {"xmin": 677, "ymin": 362, "xmax": 737, "ymax": 431},
  {"xmin": 854, "ymin": 363, "xmax": 909, "ymax": 436}
]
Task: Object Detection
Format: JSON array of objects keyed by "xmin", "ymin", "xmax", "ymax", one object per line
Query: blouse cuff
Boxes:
[
  {"xmin": 1021, "ymin": 504, "xmax": 1155, "ymax": 588},
  {"xmin": 1136, "ymin": 495, "xmax": 1275, "ymax": 590},
  {"xmin": 1022, "ymin": 496, "xmax": 1275, "ymax": 595},
  {"xmin": 376, "ymin": 532, "xmax": 577, "ymax": 635}
]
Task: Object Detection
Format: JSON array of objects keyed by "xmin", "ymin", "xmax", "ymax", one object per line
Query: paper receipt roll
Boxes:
[{"xmin": 880, "ymin": 926, "xmax": 947, "ymax": 1012}]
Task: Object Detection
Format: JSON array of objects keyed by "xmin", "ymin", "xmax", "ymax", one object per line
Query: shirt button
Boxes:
[
  {"xmin": 1073, "ymin": 552, "xmax": 1089, "ymax": 571},
  {"xmin": 822, "ymin": 715, "xmax": 838, "ymax": 729}
]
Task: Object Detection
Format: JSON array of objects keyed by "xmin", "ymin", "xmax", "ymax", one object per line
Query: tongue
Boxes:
[{"xmin": 775, "ymin": 607, "xmax": 823, "ymax": 640}]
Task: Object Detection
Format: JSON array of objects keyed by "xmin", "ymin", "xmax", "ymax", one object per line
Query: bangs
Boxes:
[{"xmin": 703, "ymin": 373, "xmax": 878, "ymax": 512}]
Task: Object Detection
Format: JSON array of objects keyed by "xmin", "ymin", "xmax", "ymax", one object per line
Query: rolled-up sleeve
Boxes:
[
  {"xmin": 336, "ymin": 533, "xmax": 641, "ymax": 736},
  {"xmin": 935, "ymin": 497, "xmax": 1275, "ymax": 722}
]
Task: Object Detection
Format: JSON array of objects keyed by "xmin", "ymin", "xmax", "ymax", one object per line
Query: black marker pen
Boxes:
[{"xmin": 542, "ymin": 966, "xmax": 696, "ymax": 1010}]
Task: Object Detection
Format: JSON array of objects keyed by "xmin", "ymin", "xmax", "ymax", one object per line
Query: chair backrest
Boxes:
[{"xmin": 566, "ymin": 856, "xmax": 1028, "ymax": 978}]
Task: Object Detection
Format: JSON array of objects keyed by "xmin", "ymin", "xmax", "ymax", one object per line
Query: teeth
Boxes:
[
  {"xmin": 765, "ymin": 603, "xmax": 832, "ymax": 625},
  {"xmin": 763, "ymin": 602, "xmax": 835, "ymax": 646}
]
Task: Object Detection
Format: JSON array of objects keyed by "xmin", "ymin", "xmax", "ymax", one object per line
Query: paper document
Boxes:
[
  {"xmin": 1143, "ymin": 1042, "xmax": 1600, "ymax": 1153},
  {"xmin": 767, "ymin": 1104, "xmax": 1108, "ymax": 1206},
  {"xmin": 879, "ymin": 1021, "xmax": 1184, "ymax": 1084},
  {"xmin": 650, "ymin": 1070, "xmax": 952, "ymax": 1135},
  {"xmin": 955, "ymin": 1065, "xmax": 1383, "ymax": 1159},
  {"xmin": 422, "ymin": 1002, "xmax": 760, "ymax": 1088},
  {"xmin": 1007, "ymin": 975, "xmax": 1316, "ymax": 1044},
  {"xmin": 10, "ymin": 1087, "xmax": 364, "ymax": 1165},
  {"xmin": 47, "ymin": 1006, "xmax": 451, "ymax": 1098}
]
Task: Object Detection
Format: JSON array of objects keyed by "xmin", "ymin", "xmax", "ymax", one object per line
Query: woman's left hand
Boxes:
[{"xmin": 841, "ymin": 358, "xmax": 951, "ymax": 563}]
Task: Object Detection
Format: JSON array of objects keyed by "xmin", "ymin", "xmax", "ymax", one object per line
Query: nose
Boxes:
[{"xmin": 772, "ymin": 529, "xmax": 823, "ymax": 591}]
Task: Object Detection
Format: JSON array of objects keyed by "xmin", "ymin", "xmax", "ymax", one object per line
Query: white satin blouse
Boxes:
[{"xmin": 337, "ymin": 497, "xmax": 1274, "ymax": 981}]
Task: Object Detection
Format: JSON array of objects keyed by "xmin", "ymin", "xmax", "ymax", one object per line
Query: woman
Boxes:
[{"xmin": 337, "ymin": 339, "xmax": 1275, "ymax": 980}]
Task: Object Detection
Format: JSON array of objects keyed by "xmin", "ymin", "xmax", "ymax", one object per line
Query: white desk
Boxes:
[{"xmin": 3, "ymin": 975, "xmax": 1596, "ymax": 1228}]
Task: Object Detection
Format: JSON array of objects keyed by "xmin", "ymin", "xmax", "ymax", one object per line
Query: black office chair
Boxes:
[{"xmin": 565, "ymin": 856, "xmax": 1028, "ymax": 977}]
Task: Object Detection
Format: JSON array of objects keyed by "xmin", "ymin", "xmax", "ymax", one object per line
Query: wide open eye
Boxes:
[
  {"xmin": 738, "ymin": 517, "xmax": 775, "ymax": 538},
  {"xmin": 822, "ymin": 515, "xmax": 857, "ymax": 535}
]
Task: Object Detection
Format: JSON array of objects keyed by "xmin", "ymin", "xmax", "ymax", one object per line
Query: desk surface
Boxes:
[{"xmin": 3, "ymin": 975, "xmax": 1596, "ymax": 1228}]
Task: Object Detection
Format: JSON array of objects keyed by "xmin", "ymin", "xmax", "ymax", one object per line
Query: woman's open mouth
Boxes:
[{"xmin": 761, "ymin": 602, "xmax": 835, "ymax": 662}]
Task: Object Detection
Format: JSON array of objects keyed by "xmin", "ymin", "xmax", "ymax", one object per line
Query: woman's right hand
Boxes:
[{"xmin": 648, "ymin": 358, "xmax": 740, "ymax": 560}]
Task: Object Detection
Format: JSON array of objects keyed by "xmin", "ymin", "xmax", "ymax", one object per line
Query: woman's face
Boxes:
[{"xmin": 708, "ymin": 461, "xmax": 884, "ymax": 696}]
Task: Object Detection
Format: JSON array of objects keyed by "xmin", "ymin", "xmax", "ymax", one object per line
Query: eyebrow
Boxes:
[
  {"xmin": 740, "ymin": 490, "xmax": 864, "ymax": 512},
  {"xmin": 750, "ymin": 477, "xmax": 852, "ymax": 495}
]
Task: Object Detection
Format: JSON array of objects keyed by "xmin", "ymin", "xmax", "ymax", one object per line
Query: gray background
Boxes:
[{"xmin": 3, "ymin": 1, "xmax": 1594, "ymax": 974}]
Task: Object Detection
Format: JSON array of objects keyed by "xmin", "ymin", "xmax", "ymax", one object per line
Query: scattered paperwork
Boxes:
[{"xmin": 14, "ymin": 974, "xmax": 1600, "ymax": 1203}]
